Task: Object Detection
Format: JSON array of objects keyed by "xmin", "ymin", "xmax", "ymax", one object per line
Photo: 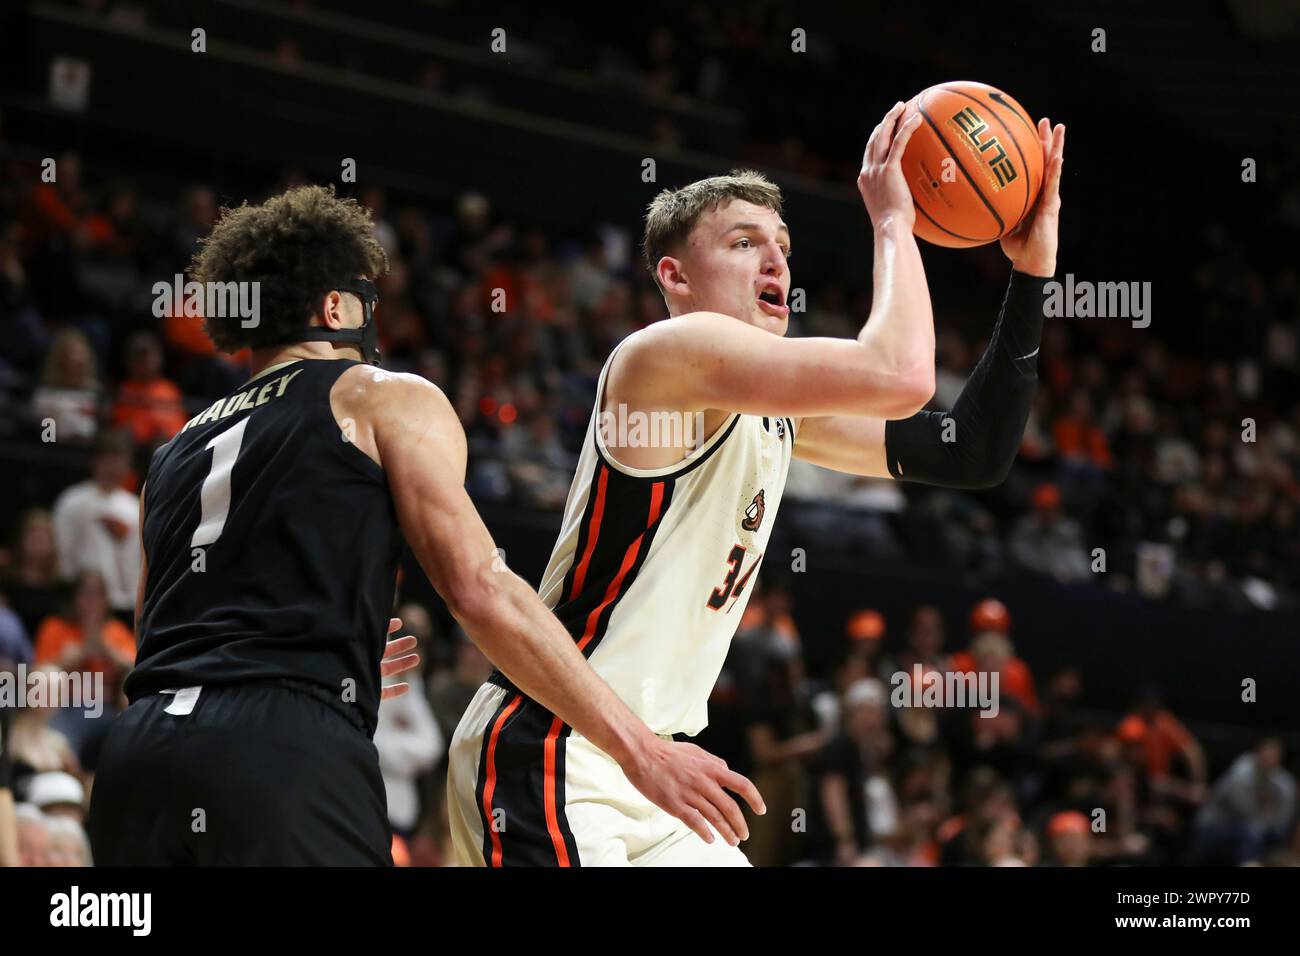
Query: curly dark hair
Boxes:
[{"xmin": 189, "ymin": 184, "xmax": 388, "ymax": 352}]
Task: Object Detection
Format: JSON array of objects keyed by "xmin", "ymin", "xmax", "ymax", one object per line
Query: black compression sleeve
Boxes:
[{"xmin": 884, "ymin": 270, "xmax": 1049, "ymax": 489}]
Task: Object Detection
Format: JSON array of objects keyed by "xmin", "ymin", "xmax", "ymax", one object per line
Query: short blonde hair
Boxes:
[{"xmin": 642, "ymin": 170, "xmax": 783, "ymax": 288}]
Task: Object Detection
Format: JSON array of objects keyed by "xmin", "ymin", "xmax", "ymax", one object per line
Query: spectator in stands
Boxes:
[
  {"xmin": 111, "ymin": 331, "xmax": 189, "ymax": 446},
  {"xmin": 161, "ymin": 278, "xmax": 249, "ymax": 398},
  {"xmin": 1043, "ymin": 810, "xmax": 1093, "ymax": 867},
  {"xmin": 0, "ymin": 694, "xmax": 15, "ymax": 866},
  {"xmin": 31, "ymin": 570, "xmax": 135, "ymax": 762},
  {"xmin": 970, "ymin": 810, "xmax": 1027, "ymax": 866},
  {"xmin": 1053, "ymin": 388, "xmax": 1113, "ymax": 471},
  {"xmin": 1192, "ymin": 737, "xmax": 1296, "ymax": 865},
  {"xmin": 950, "ymin": 599, "xmax": 1040, "ymax": 718},
  {"xmin": 31, "ymin": 328, "xmax": 101, "ymax": 444},
  {"xmin": 835, "ymin": 608, "xmax": 888, "ymax": 693},
  {"xmin": 428, "ymin": 628, "xmax": 493, "ymax": 742},
  {"xmin": 812, "ymin": 678, "xmax": 894, "ymax": 865},
  {"xmin": 1115, "ymin": 686, "xmax": 1207, "ymax": 801},
  {"xmin": 0, "ymin": 599, "xmax": 34, "ymax": 667},
  {"xmin": 2, "ymin": 509, "xmax": 65, "ymax": 645},
  {"xmin": 0, "ymin": 214, "xmax": 47, "ymax": 376},
  {"xmin": 15, "ymin": 803, "xmax": 53, "ymax": 867},
  {"xmin": 2, "ymin": 509, "xmax": 65, "ymax": 642},
  {"xmin": 51, "ymin": 430, "xmax": 141, "ymax": 621},
  {"xmin": 937, "ymin": 769, "xmax": 1018, "ymax": 866},
  {"xmin": 19, "ymin": 151, "xmax": 89, "ymax": 257},
  {"xmin": 740, "ymin": 620, "xmax": 827, "ymax": 867},
  {"xmin": 33, "ymin": 571, "xmax": 135, "ymax": 691},
  {"xmin": 170, "ymin": 185, "xmax": 217, "ymax": 264},
  {"xmin": 26, "ymin": 770, "xmax": 86, "ymax": 823},
  {"xmin": 881, "ymin": 605, "xmax": 950, "ymax": 678},
  {"xmin": 7, "ymin": 664, "xmax": 80, "ymax": 787},
  {"xmin": 1008, "ymin": 483, "xmax": 1091, "ymax": 582},
  {"xmin": 375, "ymin": 660, "xmax": 444, "ymax": 840},
  {"xmin": 44, "ymin": 814, "xmax": 92, "ymax": 867},
  {"xmin": 568, "ymin": 234, "xmax": 613, "ymax": 312},
  {"xmin": 862, "ymin": 797, "xmax": 942, "ymax": 867},
  {"xmin": 82, "ymin": 181, "xmax": 146, "ymax": 263}
]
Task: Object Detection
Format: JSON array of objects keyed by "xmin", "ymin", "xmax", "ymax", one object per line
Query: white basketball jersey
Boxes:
[{"xmin": 535, "ymin": 341, "xmax": 795, "ymax": 737}]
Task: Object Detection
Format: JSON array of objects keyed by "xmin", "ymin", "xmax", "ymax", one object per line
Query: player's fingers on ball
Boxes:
[
  {"xmin": 868, "ymin": 104, "xmax": 900, "ymax": 162},
  {"xmin": 864, "ymin": 126, "xmax": 883, "ymax": 168},
  {"xmin": 886, "ymin": 112, "xmax": 923, "ymax": 165},
  {"xmin": 873, "ymin": 101, "xmax": 904, "ymax": 159},
  {"xmin": 881, "ymin": 100, "xmax": 905, "ymax": 140}
]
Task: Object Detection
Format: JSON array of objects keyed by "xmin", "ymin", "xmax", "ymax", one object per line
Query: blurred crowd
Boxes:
[
  {"xmin": 7, "ymin": 579, "xmax": 1296, "ymax": 867},
  {"xmin": 1, "ymin": 22, "xmax": 1298, "ymax": 860},
  {"xmin": 2, "ymin": 137, "xmax": 1298, "ymax": 615}
]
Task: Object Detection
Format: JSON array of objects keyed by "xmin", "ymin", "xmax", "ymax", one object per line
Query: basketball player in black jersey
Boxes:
[{"xmin": 86, "ymin": 185, "xmax": 762, "ymax": 865}]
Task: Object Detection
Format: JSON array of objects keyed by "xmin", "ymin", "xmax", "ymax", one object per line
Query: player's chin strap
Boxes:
[{"xmin": 283, "ymin": 278, "xmax": 382, "ymax": 366}]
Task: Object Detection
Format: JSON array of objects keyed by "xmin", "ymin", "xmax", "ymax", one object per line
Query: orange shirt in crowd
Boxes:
[
  {"xmin": 34, "ymin": 616, "xmax": 137, "ymax": 677},
  {"xmin": 163, "ymin": 309, "xmax": 251, "ymax": 366},
  {"xmin": 22, "ymin": 183, "xmax": 83, "ymax": 253},
  {"xmin": 1116, "ymin": 710, "xmax": 1196, "ymax": 779},
  {"xmin": 949, "ymin": 650, "xmax": 1041, "ymax": 717},
  {"xmin": 113, "ymin": 377, "xmax": 190, "ymax": 444},
  {"xmin": 1052, "ymin": 417, "xmax": 1113, "ymax": 469}
]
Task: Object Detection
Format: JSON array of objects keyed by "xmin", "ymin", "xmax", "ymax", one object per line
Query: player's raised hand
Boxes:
[
  {"xmin": 858, "ymin": 100, "xmax": 924, "ymax": 230},
  {"xmin": 622, "ymin": 737, "xmax": 765, "ymax": 847},
  {"xmin": 1000, "ymin": 119, "xmax": 1065, "ymax": 277},
  {"xmin": 380, "ymin": 616, "xmax": 421, "ymax": 700}
]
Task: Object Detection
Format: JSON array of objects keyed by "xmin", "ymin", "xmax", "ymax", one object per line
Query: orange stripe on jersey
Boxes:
[
  {"xmin": 482, "ymin": 693, "xmax": 523, "ymax": 867},
  {"xmin": 568, "ymin": 464, "xmax": 609, "ymax": 601},
  {"xmin": 543, "ymin": 714, "xmax": 571, "ymax": 866},
  {"xmin": 575, "ymin": 480, "xmax": 665, "ymax": 653}
]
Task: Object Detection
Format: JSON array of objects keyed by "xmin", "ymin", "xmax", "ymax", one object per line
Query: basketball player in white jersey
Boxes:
[{"xmin": 448, "ymin": 102, "xmax": 1066, "ymax": 865}]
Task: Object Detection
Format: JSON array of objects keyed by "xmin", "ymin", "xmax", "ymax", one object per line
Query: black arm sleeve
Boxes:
[{"xmin": 884, "ymin": 270, "xmax": 1049, "ymax": 489}]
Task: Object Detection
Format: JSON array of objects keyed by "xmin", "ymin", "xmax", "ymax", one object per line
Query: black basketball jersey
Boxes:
[{"xmin": 125, "ymin": 359, "xmax": 404, "ymax": 736}]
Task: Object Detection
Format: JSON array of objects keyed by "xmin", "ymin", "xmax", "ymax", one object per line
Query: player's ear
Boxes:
[
  {"xmin": 656, "ymin": 256, "xmax": 689, "ymax": 298},
  {"xmin": 319, "ymin": 289, "xmax": 347, "ymax": 329}
]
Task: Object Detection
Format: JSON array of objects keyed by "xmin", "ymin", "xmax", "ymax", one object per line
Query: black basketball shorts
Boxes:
[{"xmin": 87, "ymin": 682, "xmax": 392, "ymax": 866}]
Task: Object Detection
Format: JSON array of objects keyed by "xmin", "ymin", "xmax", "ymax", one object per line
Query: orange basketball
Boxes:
[{"xmin": 901, "ymin": 81, "xmax": 1044, "ymax": 248}]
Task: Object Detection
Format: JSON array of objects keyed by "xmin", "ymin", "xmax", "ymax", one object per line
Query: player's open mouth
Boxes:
[{"xmin": 756, "ymin": 287, "xmax": 789, "ymax": 317}]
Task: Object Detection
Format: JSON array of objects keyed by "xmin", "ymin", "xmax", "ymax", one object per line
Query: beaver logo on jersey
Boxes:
[{"xmin": 741, "ymin": 489, "xmax": 766, "ymax": 532}]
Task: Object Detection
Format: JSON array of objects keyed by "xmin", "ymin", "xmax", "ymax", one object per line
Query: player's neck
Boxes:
[{"xmin": 247, "ymin": 341, "xmax": 363, "ymax": 379}]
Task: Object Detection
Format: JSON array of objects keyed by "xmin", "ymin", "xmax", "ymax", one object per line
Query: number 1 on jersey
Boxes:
[{"xmin": 192, "ymin": 418, "xmax": 249, "ymax": 548}]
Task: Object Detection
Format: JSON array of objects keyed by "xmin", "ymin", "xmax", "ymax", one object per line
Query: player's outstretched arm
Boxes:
[
  {"xmin": 615, "ymin": 101, "xmax": 935, "ymax": 422},
  {"xmin": 336, "ymin": 369, "xmax": 765, "ymax": 846},
  {"xmin": 793, "ymin": 121, "xmax": 1066, "ymax": 486}
]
